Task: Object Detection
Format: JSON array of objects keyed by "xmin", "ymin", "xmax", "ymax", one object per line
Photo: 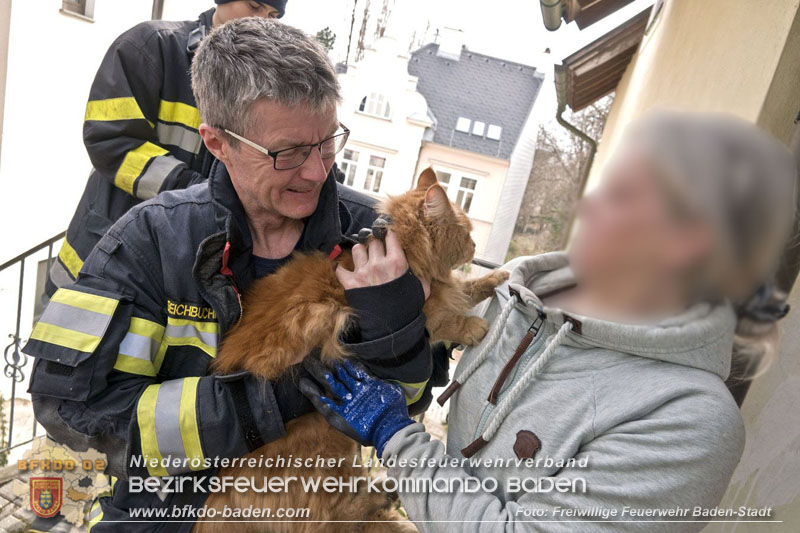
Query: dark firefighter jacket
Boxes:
[
  {"xmin": 23, "ymin": 160, "xmax": 433, "ymax": 532},
  {"xmin": 47, "ymin": 9, "xmax": 217, "ymax": 296}
]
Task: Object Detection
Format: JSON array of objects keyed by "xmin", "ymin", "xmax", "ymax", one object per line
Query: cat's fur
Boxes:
[{"xmin": 193, "ymin": 169, "xmax": 509, "ymax": 533}]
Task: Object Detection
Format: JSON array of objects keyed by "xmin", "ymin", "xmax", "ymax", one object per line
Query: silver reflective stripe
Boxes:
[
  {"xmin": 136, "ymin": 155, "xmax": 184, "ymax": 199},
  {"xmin": 119, "ymin": 332, "xmax": 159, "ymax": 362},
  {"xmin": 157, "ymin": 122, "xmax": 202, "ymax": 155},
  {"xmin": 165, "ymin": 323, "xmax": 217, "ymax": 347},
  {"xmin": 38, "ymin": 301, "xmax": 111, "ymax": 338},
  {"xmin": 49, "ymin": 258, "xmax": 75, "ymax": 289},
  {"xmin": 88, "ymin": 501, "xmax": 102, "ymax": 520},
  {"xmin": 153, "ymin": 380, "xmax": 187, "ymax": 476}
]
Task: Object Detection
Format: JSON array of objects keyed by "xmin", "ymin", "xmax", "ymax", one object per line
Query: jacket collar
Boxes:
[
  {"xmin": 187, "ymin": 8, "xmax": 215, "ymax": 54},
  {"xmin": 207, "ymin": 159, "xmax": 345, "ymax": 286}
]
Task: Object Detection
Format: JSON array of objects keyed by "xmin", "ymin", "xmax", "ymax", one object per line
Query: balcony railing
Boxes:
[{"xmin": 0, "ymin": 231, "xmax": 65, "ymax": 456}]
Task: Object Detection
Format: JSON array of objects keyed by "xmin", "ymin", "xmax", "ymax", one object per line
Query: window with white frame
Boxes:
[
  {"xmin": 363, "ymin": 156, "xmax": 386, "ymax": 193},
  {"xmin": 487, "ymin": 124, "xmax": 502, "ymax": 140},
  {"xmin": 455, "ymin": 117, "xmax": 471, "ymax": 133},
  {"xmin": 455, "ymin": 177, "xmax": 477, "ymax": 213},
  {"xmin": 339, "ymin": 149, "xmax": 359, "ymax": 187},
  {"xmin": 434, "ymin": 171, "xmax": 451, "ymax": 192},
  {"xmin": 61, "ymin": 0, "xmax": 94, "ymax": 19},
  {"xmin": 359, "ymin": 93, "xmax": 392, "ymax": 119},
  {"xmin": 472, "ymin": 121, "xmax": 486, "ymax": 136}
]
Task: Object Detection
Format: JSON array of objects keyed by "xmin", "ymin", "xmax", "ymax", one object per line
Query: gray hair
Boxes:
[{"xmin": 191, "ymin": 17, "xmax": 340, "ymax": 141}]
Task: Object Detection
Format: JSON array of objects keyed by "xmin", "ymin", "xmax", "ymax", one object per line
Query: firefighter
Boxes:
[
  {"xmin": 25, "ymin": 18, "xmax": 434, "ymax": 532},
  {"xmin": 46, "ymin": 1, "xmax": 289, "ymax": 297}
]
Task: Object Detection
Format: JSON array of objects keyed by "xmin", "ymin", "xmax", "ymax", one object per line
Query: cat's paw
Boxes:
[
  {"xmin": 487, "ymin": 270, "xmax": 510, "ymax": 287},
  {"xmin": 459, "ymin": 316, "xmax": 490, "ymax": 346}
]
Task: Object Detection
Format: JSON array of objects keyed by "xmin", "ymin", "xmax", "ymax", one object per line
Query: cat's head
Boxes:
[{"xmin": 381, "ymin": 167, "xmax": 475, "ymax": 280}]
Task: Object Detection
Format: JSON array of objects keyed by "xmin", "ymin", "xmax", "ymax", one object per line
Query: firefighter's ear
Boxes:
[{"xmin": 199, "ymin": 123, "xmax": 232, "ymax": 164}]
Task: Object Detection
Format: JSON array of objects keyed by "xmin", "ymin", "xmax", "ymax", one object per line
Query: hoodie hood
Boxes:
[
  {"xmin": 506, "ymin": 251, "xmax": 736, "ymax": 379},
  {"xmin": 439, "ymin": 251, "xmax": 738, "ymax": 458}
]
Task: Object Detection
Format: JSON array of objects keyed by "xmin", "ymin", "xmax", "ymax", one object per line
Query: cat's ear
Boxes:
[
  {"xmin": 416, "ymin": 167, "xmax": 438, "ymax": 191},
  {"xmin": 425, "ymin": 184, "xmax": 453, "ymax": 218}
]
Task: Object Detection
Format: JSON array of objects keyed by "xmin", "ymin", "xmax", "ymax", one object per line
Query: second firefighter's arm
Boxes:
[{"xmin": 83, "ymin": 27, "xmax": 205, "ymax": 200}]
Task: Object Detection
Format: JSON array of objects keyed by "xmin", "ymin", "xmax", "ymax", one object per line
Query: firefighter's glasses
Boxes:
[{"xmin": 224, "ymin": 123, "xmax": 350, "ymax": 171}]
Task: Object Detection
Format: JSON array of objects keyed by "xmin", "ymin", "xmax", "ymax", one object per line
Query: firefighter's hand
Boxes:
[{"xmin": 336, "ymin": 230, "xmax": 431, "ymax": 299}]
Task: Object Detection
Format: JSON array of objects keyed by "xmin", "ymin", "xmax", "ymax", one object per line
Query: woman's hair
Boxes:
[{"xmin": 629, "ymin": 110, "xmax": 798, "ymax": 380}]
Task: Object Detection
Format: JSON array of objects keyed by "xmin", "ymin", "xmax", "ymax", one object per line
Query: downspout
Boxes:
[
  {"xmin": 554, "ymin": 67, "xmax": 598, "ymax": 248},
  {"xmin": 152, "ymin": 0, "xmax": 164, "ymax": 20},
  {"xmin": 540, "ymin": 0, "xmax": 565, "ymax": 31}
]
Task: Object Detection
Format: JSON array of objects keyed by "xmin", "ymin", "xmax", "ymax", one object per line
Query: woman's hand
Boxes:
[{"xmin": 299, "ymin": 358, "xmax": 413, "ymax": 457}]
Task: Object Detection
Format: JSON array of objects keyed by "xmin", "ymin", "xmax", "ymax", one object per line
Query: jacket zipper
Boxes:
[{"xmin": 471, "ymin": 315, "xmax": 547, "ymax": 441}]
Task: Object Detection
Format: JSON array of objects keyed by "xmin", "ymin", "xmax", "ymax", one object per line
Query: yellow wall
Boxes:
[{"xmin": 586, "ymin": 0, "xmax": 800, "ymax": 191}]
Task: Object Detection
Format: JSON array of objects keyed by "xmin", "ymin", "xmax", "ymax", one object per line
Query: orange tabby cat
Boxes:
[{"xmin": 193, "ymin": 168, "xmax": 509, "ymax": 533}]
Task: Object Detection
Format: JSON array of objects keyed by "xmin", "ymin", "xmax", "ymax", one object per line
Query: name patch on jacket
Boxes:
[{"xmin": 167, "ymin": 300, "xmax": 217, "ymax": 321}]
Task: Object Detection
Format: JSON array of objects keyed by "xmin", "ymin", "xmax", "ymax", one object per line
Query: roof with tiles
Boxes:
[{"xmin": 408, "ymin": 43, "xmax": 543, "ymax": 160}]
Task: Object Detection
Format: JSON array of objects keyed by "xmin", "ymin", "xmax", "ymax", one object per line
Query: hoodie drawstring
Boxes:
[
  {"xmin": 437, "ymin": 294, "xmax": 520, "ymax": 406},
  {"xmin": 461, "ymin": 320, "xmax": 573, "ymax": 458}
]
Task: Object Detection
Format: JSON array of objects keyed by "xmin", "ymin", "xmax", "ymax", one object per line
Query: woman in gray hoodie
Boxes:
[{"xmin": 303, "ymin": 111, "xmax": 798, "ymax": 531}]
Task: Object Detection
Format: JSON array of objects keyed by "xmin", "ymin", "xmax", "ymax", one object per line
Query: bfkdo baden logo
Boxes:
[{"xmin": 29, "ymin": 477, "xmax": 63, "ymax": 518}]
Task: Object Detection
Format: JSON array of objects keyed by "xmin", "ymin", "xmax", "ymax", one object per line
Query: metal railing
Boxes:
[{"xmin": 0, "ymin": 231, "xmax": 65, "ymax": 454}]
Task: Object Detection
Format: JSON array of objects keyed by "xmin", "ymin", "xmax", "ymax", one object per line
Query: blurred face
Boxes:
[
  {"xmin": 202, "ymin": 100, "xmax": 338, "ymax": 222},
  {"xmin": 213, "ymin": 1, "xmax": 280, "ymax": 26},
  {"xmin": 569, "ymin": 148, "xmax": 711, "ymax": 288}
]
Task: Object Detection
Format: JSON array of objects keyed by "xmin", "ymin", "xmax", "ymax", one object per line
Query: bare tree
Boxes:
[
  {"xmin": 345, "ymin": 0, "xmax": 358, "ymax": 67},
  {"xmin": 508, "ymin": 95, "xmax": 614, "ymax": 259},
  {"xmin": 374, "ymin": 0, "xmax": 393, "ymax": 39},
  {"xmin": 355, "ymin": 0, "xmax": 371, "ymax": 62}
]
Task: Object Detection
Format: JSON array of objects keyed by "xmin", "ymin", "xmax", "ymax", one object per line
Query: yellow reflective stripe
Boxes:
[
  {"xmin": 50, "ymin": 288, "xmax": 118, "ymax": 316},
  {"xmin": 129, "ymin": 317, "xmax": 166, "ymax": 338},
  {"xmin": 115, "ymin": 142, "xmax": 169, "ymax": 195},
  {"xmin": 179, "ymin": 377, "xmax": 205, "ymax": 469},
  {"xmin": 158, "ymin": 100, "xmax": 202, "ymax": 130},
  {"xmin": 153, "ymin": 343, "xmax": 169, "ymax": 374},
  {"xmin": 166, "ymin": 317, "xmax": 218, "ymax": 333},
  {"xmin": 85, "ymin": 97, "xmax": 147, "ymax": 123},
  {"xmin": 393, "ymin": 379, "xmax": 429, "ymax": 405},
  {"xmin": 114, "ymin": 318, "xmax": 164, "ymax": 377},
  {"xmin": 29, "ymin": 322, "xmax": 101, "ymax": 353},
  {"xmin": 164, "ymin": 336, "xmax": 216, "ymax": 358},
  {"xmin": 87, "ymin": 499, "xmax": 103, "ymax": 530},
  {"xmin": 164, "ymin": 317, "xmax": 218, "ymax": 358},
  {"xmin": 137, "ymin": 384, "xmax": 168, "ymax": 477},
  {"xmin": 57, "ymin": 239, "xmax": 84, "ymax": 279},
  {"xmin": 113, "ymin": 354, "xmax": 157, "ymax": 377}
]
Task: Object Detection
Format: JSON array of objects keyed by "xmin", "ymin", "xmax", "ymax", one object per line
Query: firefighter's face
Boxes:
[
  {"xmin": 208, "ymin": 99, "xmax": 338, "ymax": 222},
  {"xmin": 213, "ymin": 1, "xmax": 280, "ymax": 26}
]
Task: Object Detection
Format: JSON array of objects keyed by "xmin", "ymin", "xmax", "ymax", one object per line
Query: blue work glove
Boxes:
[{"xmin": 299, "ymin": 358, "xmax": 413, "ymax": 457}]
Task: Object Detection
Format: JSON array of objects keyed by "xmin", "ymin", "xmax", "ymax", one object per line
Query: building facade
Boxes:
[{"xmin": 337, "ymin": 34, "xmax": 543, "ymax": 264}]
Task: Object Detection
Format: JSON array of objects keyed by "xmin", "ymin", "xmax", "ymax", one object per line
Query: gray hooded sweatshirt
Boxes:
[{"xmin": 383, "ymin": 252, "xmax": 745, "ymax": 532}]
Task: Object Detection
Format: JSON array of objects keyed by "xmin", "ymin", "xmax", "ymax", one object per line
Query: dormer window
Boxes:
[
  {"xmin": 455, "ymin": 117, "xmax": 471, "ymax": 133},
  {"xmin": 472, "ymin": 121, "xmax": 486, "ymax": 136},
  {"xmin": 487, "ymin": 124, "xmax": 502, "ymax": 140},
  {"xmin": 359, "ymin": 93, "xmax": 392, "ymax": 119}
]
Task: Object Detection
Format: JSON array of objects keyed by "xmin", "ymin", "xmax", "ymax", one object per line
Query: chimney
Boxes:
[{"xmin": 436, "ymin": 27, "xmax": 465, "ymax": 61}]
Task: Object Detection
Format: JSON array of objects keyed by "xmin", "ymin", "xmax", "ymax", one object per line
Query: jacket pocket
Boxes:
[{"xmin": 25, "ymin": 286, "xmax": 132, "ymax": 401}]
